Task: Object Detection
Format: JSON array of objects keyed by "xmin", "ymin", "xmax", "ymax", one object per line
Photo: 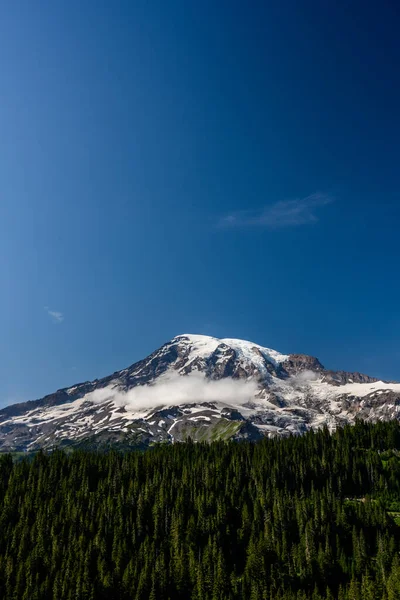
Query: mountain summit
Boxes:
[{"xmin": 1, "ymin": 334, "xmax": 400, "ymax": 451}]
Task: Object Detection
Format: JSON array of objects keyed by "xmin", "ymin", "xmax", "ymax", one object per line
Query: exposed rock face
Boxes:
[
  {"xmin": 0, "ymin": 334, "xmax": 399, "ymax": 451},
  {"xmin": 281, "ymin": 354, "xmax": 325, "ymax": 376},
  {"xmin": 322, "ymin": 370, "xmax": 379, "ymax": 386}
]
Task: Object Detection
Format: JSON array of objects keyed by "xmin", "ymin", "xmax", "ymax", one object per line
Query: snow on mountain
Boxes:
[
  {"xmin": 175, "ymin": 334, "xmax": 289, "ymax": 368},
  {"xmin": 1, "ymin": 334, "xmax": 400, "ymax": 451}
]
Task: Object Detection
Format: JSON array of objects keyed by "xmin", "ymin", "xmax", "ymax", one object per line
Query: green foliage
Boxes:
[{"xmin": 1, "ymin": 421, "xmax": 400, "ymax": 598}]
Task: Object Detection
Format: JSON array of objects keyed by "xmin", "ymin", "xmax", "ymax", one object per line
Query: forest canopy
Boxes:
[{"xmin": 1, "ymin": 421, "xmax": 400, "ymax": 599}]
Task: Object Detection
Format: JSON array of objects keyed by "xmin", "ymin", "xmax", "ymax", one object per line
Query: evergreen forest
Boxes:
[{"xmin": 2, "ymin": 421, "xmax": 400, "ymax": 599}]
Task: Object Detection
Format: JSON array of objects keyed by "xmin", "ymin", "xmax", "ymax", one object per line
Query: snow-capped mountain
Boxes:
[{"xmin": 1, "ymin": 334, "xmax": 400, "ymax": 451}]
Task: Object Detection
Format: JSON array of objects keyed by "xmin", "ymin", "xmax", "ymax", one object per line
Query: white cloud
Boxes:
[
  {"xmin": 44, "ymin": 307, "xmax": 64, "ymax": 323},
  {"xmin": 219, "ymin": 192, "xmax": 333, "ymax": 229},
  {"xmin": 289, "ymin": 370, "xmax": 320, "ymax": 387},
  {"xmin": 89, "ymin": 371, "xmax": 258, "ymax": 414}
]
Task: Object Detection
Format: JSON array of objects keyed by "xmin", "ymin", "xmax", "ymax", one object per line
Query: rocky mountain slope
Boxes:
[{"xmin": 1, "ymin": 334, "xmax": 400, "ymax": 451}]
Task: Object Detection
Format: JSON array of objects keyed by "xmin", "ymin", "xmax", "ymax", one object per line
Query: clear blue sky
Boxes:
[{"xmin": 1, "ymin": 1, "xmax": 399, "ymax": 406}]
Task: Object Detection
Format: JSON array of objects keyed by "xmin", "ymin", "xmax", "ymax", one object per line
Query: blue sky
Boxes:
[{"xmin": 1, "ymin": 1, "xmax": 399, "ymax": 406}]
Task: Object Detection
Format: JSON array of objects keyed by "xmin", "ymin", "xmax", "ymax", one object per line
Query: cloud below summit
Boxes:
[
  {"xmin": 90, "ymin": 372, "xmax": 258, "ymax": 414},
  {"xmin": 219, "ymin": 193, "xmax": 332, "ymax": 229}
]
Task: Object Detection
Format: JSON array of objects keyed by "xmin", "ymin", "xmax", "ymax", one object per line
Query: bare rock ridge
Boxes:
[{"xmin": 0, "ymin": 334, "xmax": 399, "ymax": 451}]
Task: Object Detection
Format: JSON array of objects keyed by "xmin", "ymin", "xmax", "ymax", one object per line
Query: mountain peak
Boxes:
[
  {"xmin": 172, "ymin": 333, "xmax": 290, "ymax": 367},
  {"xmin": 1, "ymin": 334, "xmax": 400, "ymax": 451}
]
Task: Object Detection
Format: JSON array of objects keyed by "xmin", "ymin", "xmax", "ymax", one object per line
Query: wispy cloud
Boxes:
[
  {"xmin": 219, "ymin": 192, "xmax": 333, "ymax": 229},
  {"xmin": 44, "ymin": 307, "xmax": 64, "ymax": 324},
  {"xmin": 89, "ymin": 372, "xmax": 258, "ymax": 414}
]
